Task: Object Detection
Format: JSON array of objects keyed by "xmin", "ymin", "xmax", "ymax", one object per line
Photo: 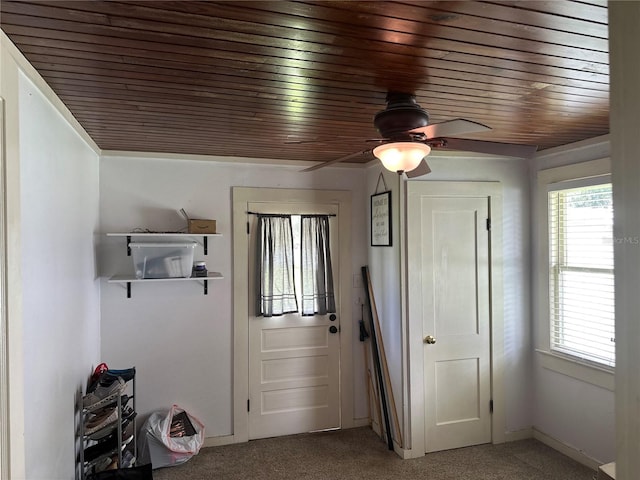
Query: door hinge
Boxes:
[
  {"xmin": 247, "ymin": 221, "xmax": 250, "ymax": 234},
  {"xmin": 489, "ymin": 399, "xmax": 494, "ymax": 414},
  {"xmin": 486, "ymin": 218, "xmax": 491, "ymax": 231},
  {"xmin": 247, "ymin": 399, "xmax": 250, "ymax": 412}
]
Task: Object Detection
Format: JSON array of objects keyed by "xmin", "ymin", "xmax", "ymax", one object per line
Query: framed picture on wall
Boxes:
[{"xmin": 371, "ymin": 190, "xmax": 392, "ymax": 246}]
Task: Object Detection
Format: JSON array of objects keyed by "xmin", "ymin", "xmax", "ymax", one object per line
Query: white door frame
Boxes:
[
  {"xmin": 403, "ymin": 181, "xmax": 505, "ymax": 457},
  {"xmin": 232, "ymin": 187, "xmax": 354, "ymax": 443},
  {"xmin": 0, "ymin": 96, "xmax": 9, "ymax": 480}
]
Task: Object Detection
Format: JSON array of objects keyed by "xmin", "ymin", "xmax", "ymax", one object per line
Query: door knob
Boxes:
[
  {"xmin": 424, "ymin": 335, "xmax": 436, "ymax": 344},
  {"xmin": 329, "ymin": 325, "xmax": 338, "ymax": 334}
]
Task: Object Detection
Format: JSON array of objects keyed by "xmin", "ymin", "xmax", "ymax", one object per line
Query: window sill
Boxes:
[{"xmin": 535, "ymin": 349, "xmax": 614, "ymax": 391}]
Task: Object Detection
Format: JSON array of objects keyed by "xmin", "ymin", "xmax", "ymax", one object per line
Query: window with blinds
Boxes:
[{"xmin": 548, "ymin": 179, "xmax": 615, "ymax": 368}]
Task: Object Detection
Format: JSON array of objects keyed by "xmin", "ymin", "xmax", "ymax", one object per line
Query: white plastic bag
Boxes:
[
  {"xmin": 158, "ymin": 405, "xmax": 205, "ymax": 455},
  {"xmin": 139, "ymin": 405, "xmax": 205, "ymax": 469}
]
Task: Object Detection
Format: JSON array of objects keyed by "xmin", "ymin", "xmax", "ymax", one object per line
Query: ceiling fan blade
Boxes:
[
  {"xmin": 435, "ymin": 137, "xmax": 538, "ymax": 158},
  {"xmin": 409, "ymin": 119, "xmax": 491, "ymax": 138},
  {"xmin": 301, "ymin": 149, "xmax": 371, "ymax": 172},
  {"xmin": 405, "ymin": 158, "xmax": 431, "ymax": 178}
]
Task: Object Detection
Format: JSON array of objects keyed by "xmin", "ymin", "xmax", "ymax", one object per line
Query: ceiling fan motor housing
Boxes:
[{"xmin": 374, "ymin": 93, "xmax": 430, "ymax": 138}]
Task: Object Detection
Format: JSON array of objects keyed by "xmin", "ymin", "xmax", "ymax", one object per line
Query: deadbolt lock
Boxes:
[{"xmin": 424, "ymin": 335, "xmax": 437, "ymax": 344}]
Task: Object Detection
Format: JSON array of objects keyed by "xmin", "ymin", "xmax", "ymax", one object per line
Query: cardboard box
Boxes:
[{"xmin": 188, "ymin": 219, "xmax": 217, "ymax": 234}]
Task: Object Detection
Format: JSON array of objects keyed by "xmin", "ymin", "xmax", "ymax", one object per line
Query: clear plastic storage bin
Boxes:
[{"xmin": 130, "ymin": 242, "xmax": 196, "ymax": 279}]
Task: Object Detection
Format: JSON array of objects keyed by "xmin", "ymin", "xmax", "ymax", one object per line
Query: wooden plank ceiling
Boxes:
[{"xmin": 0, "ymin": 1, "xmax": 609, "ymax": 166}]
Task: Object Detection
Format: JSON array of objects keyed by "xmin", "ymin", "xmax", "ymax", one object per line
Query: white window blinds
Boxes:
[{"xmin": 548, "ymin": 179, "xmax": 615, "ymax": 367}]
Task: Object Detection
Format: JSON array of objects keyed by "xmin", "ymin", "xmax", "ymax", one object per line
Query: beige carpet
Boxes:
[{"xmin": 151, "ymin": 427, "xmax": 597, "ymax": 480}]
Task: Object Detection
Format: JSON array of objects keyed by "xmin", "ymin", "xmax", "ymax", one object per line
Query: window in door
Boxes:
[{"xmin": 255, "ymin": 214, "xmax": 336, "ymax": 317}]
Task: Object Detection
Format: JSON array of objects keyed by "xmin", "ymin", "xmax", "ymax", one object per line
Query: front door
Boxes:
[
  {"xmin": 248, "ymin": 203, "xmax": 341, "ymax": 440},
  {"xmin": 408, "ymin": 188, "xmax": 493, "ymax": 453}
]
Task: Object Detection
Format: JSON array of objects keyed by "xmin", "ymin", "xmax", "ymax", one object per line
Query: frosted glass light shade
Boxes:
[{"xmin": 372, "ymin": 142, "xmax": 431, "ymax": 173}]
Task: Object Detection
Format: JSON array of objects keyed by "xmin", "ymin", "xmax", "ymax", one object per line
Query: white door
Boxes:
[
  {"xmin": 248, "ymin": 203, "xmax": 341, "ymax": 440},
  {"xmin": 408, "ymin": 191, "xmax": 492, "ymax": 453}
]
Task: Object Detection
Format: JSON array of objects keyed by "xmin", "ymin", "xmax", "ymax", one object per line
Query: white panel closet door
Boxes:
[{"xmin": 408, "ymin": 192, "xmax": 492, "ymax": 453}]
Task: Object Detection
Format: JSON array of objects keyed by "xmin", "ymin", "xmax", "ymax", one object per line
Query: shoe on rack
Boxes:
[
  {"xmin": 84, "ymin": 435, "xmax": 118, "ymax": 463},
  {"xmin": 83, "ymin": 377, "xmax": 125, "ymax": 411},
  {"xmin": 89, "ymin": 412, "xmax": 134, "ymax": 441},
  {"xmin": 87, "ymin": 367, "xmax": 135, "ymax": 394},
  {"xmin": 91, "ymin": 416, "xmax": 135, "ymax": 445},
  {"xmin": 121, "ymin": 449, "xmax": 136, "ymax": 468},
  {"xmin": 117, "ymin": 418, "xmax": 135, "ymax": 447},
  {"xmin": 93, "ymin": 455, "xmax": 113, "ymax": 473},
  {"xmin": 89, "ymin": 394, "xmax": 130, "ymax": 417},
  {"xmin": 84, "ymin": 406, "xmax": 119, "ymax": 436},
  {"xmin": 105, "ymin": 457, "xmax": 118, "ymax": 470},
  {"xmin": 122, "ymin": 406, "xmax": 136, "ymax": 423},
  {"xmin": 104, "ymin": 367, "xmax": 135, "ymax": 381},
  {"xmin": 92, "ymin": 363, "xmax": 109, "ymax": 381}
]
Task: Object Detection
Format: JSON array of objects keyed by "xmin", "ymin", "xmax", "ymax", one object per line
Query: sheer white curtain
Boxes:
[
  {"xmin": 255, "ymin": 215, "xmax": 298, "ymax": 317},
  {"xmin": 300, "ymin": 215, "xmax": 336, "ymax": 315}
]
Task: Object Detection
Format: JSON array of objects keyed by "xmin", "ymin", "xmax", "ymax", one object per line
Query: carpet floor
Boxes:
[{"xmin": 151, "ymin": 427, "xmax": 597, "ymax": 480}]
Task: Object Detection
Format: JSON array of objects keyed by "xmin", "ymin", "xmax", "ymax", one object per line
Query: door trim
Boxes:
[
  {"xmin": 404, "ymin": 181, "xmax": 505, "ymax": 457},
  {"xmin": 232, "ymin": 187, "xmax": 354, "ymax": 443},
  {"xmin": 0, "ymin": 96, "xmax": 9, "ymax": 480}
]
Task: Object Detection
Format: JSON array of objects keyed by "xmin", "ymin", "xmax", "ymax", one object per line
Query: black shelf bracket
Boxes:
[
  {"xmin": 204, "ymin": 279, "xmax": 208, "ymax": 295},
  {"xmin": 126, "ymin": 235, "xmax": 131, "ymax": 256},
  {"xmin": 203, "ymin": 236, "xmax": 208, "ymax": 255},
  {"xmin": 126, "ymin": 282, "xmax": 131, "ymax": 298}
]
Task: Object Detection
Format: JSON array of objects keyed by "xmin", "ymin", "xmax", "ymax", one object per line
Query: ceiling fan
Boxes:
[{"xmin": 302, "ymin": 92, "xmax": 538, "ymax": 177}]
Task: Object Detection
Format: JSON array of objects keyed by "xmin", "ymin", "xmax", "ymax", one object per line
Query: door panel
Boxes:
[
  {"xmin": 248, "ymin": 204, "xmax": 340, "ymax": 440},
  {"xmin": 435, "ymin": 358, "xmax": 481, "ymax": 424},
  {"xmin": 261, "ymin": 325, "xmax": 328, "ymax": 351},
  {"xmin": 262, "ymin": 356, "xmax": 329, "ymax": 383},
  {"xmin": 432, "ymin": 209, "xmax": 480, "ymax": 338},
  {"xmin": 410, "ymin": 194, "xmax": 492, "ymax": 453}
]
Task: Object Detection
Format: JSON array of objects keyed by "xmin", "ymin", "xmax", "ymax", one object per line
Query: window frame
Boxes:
[{"xmin": 536, "ymin": 158, "xmax": 614, "ymax": 390}]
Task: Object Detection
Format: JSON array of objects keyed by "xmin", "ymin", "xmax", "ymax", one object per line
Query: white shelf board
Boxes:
[
  {"xmin": 106, "ymin": 232, "xmax": 222, "ymax": 237},
  {"xmin": 108, "ymin": 272, "xmax": 223, "ymax": 283}
]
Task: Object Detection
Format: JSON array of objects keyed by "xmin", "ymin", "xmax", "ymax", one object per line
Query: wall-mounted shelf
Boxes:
[
  {"xmin": 107, "ymin": 233, "xmax": 222, "ymax": 255},
  {"xmin": 106, "ymin": 232, "xmax": 223, "ymax": 298},
  {"xmin": 108, "ymin": 273, "xmax": 223, "ymax": 298}
]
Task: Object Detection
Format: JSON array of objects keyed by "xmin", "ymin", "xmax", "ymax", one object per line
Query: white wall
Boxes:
[
  {"xmin": 531, "ymin": 137, "xmax": 615, "ymax": 465},
  {"xmin": 1, "ymin": 33, "xmax": 101, "ymax": 480},
  {"xmin": 365, "ymin": 169, "xmax": 404, "ymax": 440},
  {"xmin": 98, "ymin": 155, "xmax": 369, "ymax": 437},
  {"xmin": 366, "ymin": 154, "xmax": 533, "ymax": 451}
]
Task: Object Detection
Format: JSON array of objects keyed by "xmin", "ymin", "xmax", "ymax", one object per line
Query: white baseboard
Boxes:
[
  {"xmin": 352, "ymin": 417, "xmax": 371, "ymax": 428},
  {"xmin": 599, "ymin": 461, "xmax": 616, "ymax": 480},
  {"xmin": 533, "ymin": 428, "xmax": 600, "ymax": 471},
  {"xmin": 203, "ymin": 419, "xmax": 372, "ymax": 448},
  {"xmin": 203, "ymin": 434, "xmax": 236, "ymax": 447},
  {"xmin": 504, "ymin": 427, "xmax": 533, "ymax": 442}
]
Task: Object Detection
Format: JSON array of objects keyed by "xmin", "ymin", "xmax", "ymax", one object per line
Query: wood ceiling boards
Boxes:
[{"xmin": 0, "ymin": 0, "xmax": 609, "ymax": 165}]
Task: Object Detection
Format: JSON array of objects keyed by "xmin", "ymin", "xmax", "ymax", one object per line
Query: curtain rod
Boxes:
[{"xmin": 246, "ymin": 211, "xmax": 336, "ymax": 217}]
